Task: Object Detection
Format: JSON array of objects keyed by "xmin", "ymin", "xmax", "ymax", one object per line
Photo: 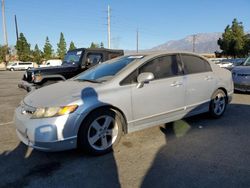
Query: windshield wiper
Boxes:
[{"xmin": 75, "ymin": 79, "xmax": 102, "ymax": 83}]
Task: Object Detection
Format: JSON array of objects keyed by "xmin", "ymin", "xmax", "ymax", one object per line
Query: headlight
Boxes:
[
  {"xmin": 31, "ymin": 105, "xmax": 78, "ymax": 119},
  {"xmin": 34, "ymin": 74, "xmax": 43, "ymax": 83}
]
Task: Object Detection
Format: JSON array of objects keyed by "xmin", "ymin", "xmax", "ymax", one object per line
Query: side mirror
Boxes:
[{"xmin": 137, "ymin": 72, "xmax": 154, "ymax": 88}]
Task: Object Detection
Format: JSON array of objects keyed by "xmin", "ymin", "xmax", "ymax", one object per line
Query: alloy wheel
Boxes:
[
  {"xmin": 213, "ymin": 92, "xmax": 226, "ymax": 116},
  {"xmin": 87, "ymin": 115, "xmax": 119, "ymax": 151}
]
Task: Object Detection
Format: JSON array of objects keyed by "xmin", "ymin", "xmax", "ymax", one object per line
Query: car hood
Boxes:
[
  {"xmin": 24, "ymin": 80, "xmax": 99, "ymax": 107},
  {"xmin": 30, "ymin": 64, "xmax": 78, "ymax": 74},
  {"xmin": 232, "ymin": 66, "xmax": 250, "ymax": 73}
]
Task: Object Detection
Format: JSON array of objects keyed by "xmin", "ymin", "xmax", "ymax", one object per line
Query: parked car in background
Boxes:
[
  {"xmin": 209, "ymin": 58, "xmax": 227, "ymax": 64},
  {"xmin": 232, "ymin": 56, "xmax": 250, "ymax": 92},
  {"xmin": 15, "ymin": 52, "xmax": 233, "ymax": 155},
  {"xmin": 18, "ymin": 48, "xmax": 124, "ymax": 91},
  {"xmin": 210, "ymin": 58, "xmax": 246, "ymax": 70},
  {"xmin": 7, "ymin": 61, "xmax": 35, "ymax": 71},
  {"xmin": 38, "ymin": 59, "xmax": 62, "ymax": 68},
  {"xmin": 215, "ymin": 59, "xmax": 233, "ymax": 70},
  {"xmin": 231, "ymin": 58, "xmax": 246, "ymax": 68}
]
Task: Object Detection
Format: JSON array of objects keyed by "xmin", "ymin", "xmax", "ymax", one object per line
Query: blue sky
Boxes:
[{"xmin": 1, "ymin": 0, "xmax": 250, "ymax": 51}]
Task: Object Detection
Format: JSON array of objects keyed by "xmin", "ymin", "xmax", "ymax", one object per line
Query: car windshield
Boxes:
[
  {"xmin": 62, "ymin": 50, "xmax": 83, "ymax": 65},
  {"xmin": 243, "ymin": 57, "xmax": 250, "ymax": 66},
  {"xmin": 74, "ymin": 55, "xmax": 144, "ymax": 82}
]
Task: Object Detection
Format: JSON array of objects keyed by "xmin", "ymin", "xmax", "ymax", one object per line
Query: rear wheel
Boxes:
[
  {"xmin": 209, "ymin": 89, "xmax": 227, "ymax": 118},
  {"xmin": 78, "ymin": 108, "xmax": 123, "ymax": 155}
]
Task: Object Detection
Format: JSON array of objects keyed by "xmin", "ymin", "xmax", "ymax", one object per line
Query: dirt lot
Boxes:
[{"xmin": 0, "ymin": 71, "xmax": 250, "ymax": 188}]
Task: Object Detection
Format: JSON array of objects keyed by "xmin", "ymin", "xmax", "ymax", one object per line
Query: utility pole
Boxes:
[
  {"xmin": 1, "ymin": 0, "xmax": 8, "ymax": 46},
  {"xmin": 15, "ymin": 15, "xmax": 19, "ymax": 41},
  {"xmin": 107, "ymin": 5, "xmax": 111, "ymax": 49},
  {"xmin": 192, "ymin": 34, "xmax": 196, "ymax": 52},
  {"xmin": 136, "ymin": 29, "xmax": 139, "ymax": 53}
]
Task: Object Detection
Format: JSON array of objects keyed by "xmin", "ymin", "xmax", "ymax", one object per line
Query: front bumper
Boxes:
[
  {"xmin": 14, "ymin": 106, "xmax": 79, "ymax": 151},
  {"xmin": 234, "ymin": 83, "xmax": 250, "ymax": 92},
  {"xmin": 233, "ymin": 75, "xmax": 250, "ymax": 92},
  {"xmin": 16, "ymin": 129, "xmax": 77, "ymax": 151},
  {"xmin": 18, "ymin": 80, "xmax": 38, "ymax": 92}
]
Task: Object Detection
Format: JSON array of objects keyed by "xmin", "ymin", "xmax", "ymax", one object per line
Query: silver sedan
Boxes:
[
  {"xmin": 232, "ymin": 56, "xmax": 250, "ymax": 92},
  {"xmin": 14, "ymin": 52, "xmax": 233, "ymax": 155}
]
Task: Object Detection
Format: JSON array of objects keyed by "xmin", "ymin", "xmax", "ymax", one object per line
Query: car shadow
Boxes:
[
  {"xmin": 141, "ymin": 103, "xmax": 250, "ymax": 188},
  {"xmin": 0, "ymin": 87, "xmax": 121, "ymax": 188},
  {"xmin": 0, "ymin": 142, "xmax": 121, "ymax": 187}
]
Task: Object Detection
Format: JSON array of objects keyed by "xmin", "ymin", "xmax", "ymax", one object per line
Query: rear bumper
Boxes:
[{"xmin": 18, "ymin": 80, "xmax": 38, "ymax": 92}]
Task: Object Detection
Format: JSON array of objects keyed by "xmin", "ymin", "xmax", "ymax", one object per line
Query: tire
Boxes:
[
  {"xmin": 78, "ymin": 108, "xmax": 123, "ymax": 155},
  {"xmin": 10, "ymin": 68, "xmax": 14, "ymax": 71},
  {"xmin": 209, "ymin": 89, "xmax": 227, "ymax": 118}
]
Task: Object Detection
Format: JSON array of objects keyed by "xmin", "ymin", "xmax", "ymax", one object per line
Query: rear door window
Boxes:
[
  {"xmin": 181, "ymin": 54, "xmax": 212, "ymax": 74},
  {"xmin": 139, "ymin": 55, "xmax": 183, "ymax": 80}
]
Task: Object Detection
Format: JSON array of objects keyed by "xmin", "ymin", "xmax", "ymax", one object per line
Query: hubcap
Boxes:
[
  {"xmin": 87, "ymin": 115, "xmax": 118, "ymax": 151},
  {"xmin": 213, "ymin": 93, "xmax": 226, "ymax": 115}
]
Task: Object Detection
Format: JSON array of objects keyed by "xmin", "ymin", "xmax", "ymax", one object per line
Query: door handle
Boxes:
[{"xmin": 170, "ymin": 81, "xmax": 183, "ymax": 87}]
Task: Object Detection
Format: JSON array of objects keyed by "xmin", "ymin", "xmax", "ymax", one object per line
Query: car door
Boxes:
[
  {"xmin": 130, "ymin": 54, "xmax": 186, "ymax": 128},
  {"xmin": 180, "ymin": 54, "xmax": 216, "ymax": 115}
]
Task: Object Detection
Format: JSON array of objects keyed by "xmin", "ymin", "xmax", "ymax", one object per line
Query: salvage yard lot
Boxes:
[{"xmin": 0, "ymin": 71, "xmax": 250, "ymax": 188}]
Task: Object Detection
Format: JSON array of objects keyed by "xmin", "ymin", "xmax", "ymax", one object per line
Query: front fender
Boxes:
[{"xmin": 34, "ymin": 74, "xmax": 66, "ymax": 84}]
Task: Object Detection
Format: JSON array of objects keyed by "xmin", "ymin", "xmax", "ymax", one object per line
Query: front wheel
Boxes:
[
  {"xmin": 10, "ymin": 68, "xmax": 14, "ymax": 71},
  {"xmin": 209, "ymin": 89, "xmax": 227, "ymax": 118},
  {"xmin": 78, "ymin": 108, "xmax": 123, "ymax": 155}
]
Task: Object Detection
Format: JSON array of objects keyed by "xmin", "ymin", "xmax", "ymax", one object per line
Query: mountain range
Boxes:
[
  {"xmin": 151, "ymin": 33, "xmax": 222, "ymax": 53},
  {"xmin": 126, "ymin": 32, "xmax": 223, "ymax": 54}
]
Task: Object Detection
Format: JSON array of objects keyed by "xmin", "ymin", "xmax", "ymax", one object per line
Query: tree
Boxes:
[
  {"xmin": 69, "ymin": 41, "xmax": 76, "ymax": 50},
  {"xmin": 100, "ymin": 42, "xmax": 104, "ymax": 48},
  {"xmin": 32, "ymin": 44, "xmax": 42, "ymax": 64},
  {"xmin": 57, "ymin": 32, "xmax": 67, "ymax": 59},
  {"xmin": 243, "ymin": 34, "xmax": 250, "ymax": 55},
  {"xmin": 218, "ymin": 18, "xmax": 247, "ymax": 57},
  {"xmin": 43, "ymin": 36, "xmax": 53, "ymax": 60},
  {"xmin": 90, "ymin": 42, "xmax": 100, "ymax": 48},
  {"xmin": 0, "ymin": 45, "xmax": 9, "ymax": 63},
  {"xmin": 15, "ymin": 33, "xmax": 31, "ymax": 61}
]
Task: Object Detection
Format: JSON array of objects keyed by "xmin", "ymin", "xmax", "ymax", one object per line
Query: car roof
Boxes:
[{"xmin": 126, "ymin": 51, "xmax": 207, "ymax": 59}]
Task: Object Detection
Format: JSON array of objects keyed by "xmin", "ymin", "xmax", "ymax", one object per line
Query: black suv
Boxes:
[{"xmin": 19, "ymin": 48, "xmax": 124, "ymax": 91}]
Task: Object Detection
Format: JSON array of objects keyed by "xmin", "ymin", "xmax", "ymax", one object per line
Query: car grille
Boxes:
[{"xmin": 237, "ymin": 73, "xmax": 250, "ymax": 77}]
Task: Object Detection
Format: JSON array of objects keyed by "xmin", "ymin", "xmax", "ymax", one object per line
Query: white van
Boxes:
[
  {"xmin": 39, "ymin": 59, "xmax": 62, "ymax": 68},
  {"xmin": 7, "ymin": 61, "xmax": 34, "ymax": 71}
]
